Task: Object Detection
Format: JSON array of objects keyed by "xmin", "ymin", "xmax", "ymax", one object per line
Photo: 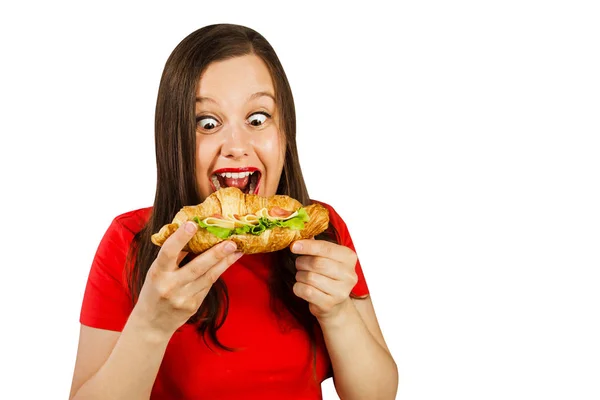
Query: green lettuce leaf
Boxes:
[
  {"xmin": 250, "ymin": 223, "xmax": 267, "ymax": 235},
  {"xmin": 192, "ymin": 216, "xmax": 233, "ymax": 238},
  {"xmin": 233, "ymin": 225, "xmax": 251, "ymax": 235},
  {"xmin": 259, "ymin": 217, "xmax": 276, "ymax": 229},
  {"xmin": 278, "ymin": 217, "xmax": 306, "ymax": 230},
  {"xmin": 273, "ymin": 207, "xmax": 309, "ymax": 230},
  {"xmin": 296, "ymin": 207, "xmax": 309, "ymax": 222},
  {"xmin": 205, "ymin": 226, "xmax": 233, "ymax": 239}
]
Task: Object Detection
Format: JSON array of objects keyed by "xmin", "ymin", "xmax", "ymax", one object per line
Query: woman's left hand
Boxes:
[{"xmin": 290, "ymin": 239, "xmax": 359, "ymax": 322}]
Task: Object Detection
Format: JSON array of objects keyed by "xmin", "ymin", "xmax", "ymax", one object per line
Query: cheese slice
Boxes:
[
  {"xmin": 256, "ymin": 207, "xmax": 299, "ymax": 221},
  {"xmin": 222, "ymin": 213, "xmax": 260, "ymax": 227},
  {"xmin": 202, "ymin": 217, "xmax": 235, "ymax": 230},
  {"xmin": 238, "ymin": 214, "xmax": 260, "ymax": 225}
]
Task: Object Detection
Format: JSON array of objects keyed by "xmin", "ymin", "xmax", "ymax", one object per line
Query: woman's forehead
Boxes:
[
  {"xmin": 196, "ymin": 55, "xmax": 275, "ymax": 103},
  {"xmin": 196, "ymin": 91, "xmax": 276, "ymax": 108}
]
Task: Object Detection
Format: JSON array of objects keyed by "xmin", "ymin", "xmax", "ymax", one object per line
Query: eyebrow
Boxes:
[{"xmin": 195, "ymin": 91, "xmax": 276, "ymax": 104}]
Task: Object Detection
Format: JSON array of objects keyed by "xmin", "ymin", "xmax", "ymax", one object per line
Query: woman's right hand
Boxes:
[{"xmin": 131, "ymin": 221, "xmax": 243, "ymax": 339}]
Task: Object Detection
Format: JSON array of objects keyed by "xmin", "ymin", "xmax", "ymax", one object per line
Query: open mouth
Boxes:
[{"xmin": 210, "ymin": 168, "xmax": 261, "ymax": 194}]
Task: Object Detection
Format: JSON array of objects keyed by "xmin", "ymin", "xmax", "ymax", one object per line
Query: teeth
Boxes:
[
  {"xmin": 218, "ymin": 171, "xmax": 253, "ymax": 178},
  {"xmin": 211, "ymin": 175, "xmax": 221, "ymax": 191}
]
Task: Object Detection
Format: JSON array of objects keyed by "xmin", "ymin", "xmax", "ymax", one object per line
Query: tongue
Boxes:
[{"xmin": 224, "ymin": 176, "xmax": 250, "ymax": 189}]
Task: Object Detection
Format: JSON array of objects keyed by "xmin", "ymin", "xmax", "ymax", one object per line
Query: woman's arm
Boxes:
[
  {"xmin": 70, "ymin": 312, "xmax": 170, "ymax": 400},
  {"xmin": 319, "ymin": 297, "xmax": 398, "ymax": 400},
  {"xmin": 71, "ymin": 223, "xmax": 242, "ymax": 399},
  {"xmin": 291, "ymin": 239, "xmax": 398, "ymax": 399}
]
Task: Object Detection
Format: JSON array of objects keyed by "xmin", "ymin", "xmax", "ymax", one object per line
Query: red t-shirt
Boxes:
[{"xmin": 79, "ymin": 201, "xmax": 369, "ymax": 399}]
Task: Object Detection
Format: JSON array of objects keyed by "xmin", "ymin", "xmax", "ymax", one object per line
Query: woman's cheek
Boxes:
[
  {"xmin": 195, "ymin": 137, "xmax": 220, "ymax": 200},
  {"xmin": 255, "ymin": 129, "xmax": 285, "ymax": 196}
]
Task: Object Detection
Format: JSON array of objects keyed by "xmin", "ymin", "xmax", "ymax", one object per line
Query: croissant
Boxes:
[{"xmin": 151, "ymin": 187, "xmax": 329, "ymax": 254}]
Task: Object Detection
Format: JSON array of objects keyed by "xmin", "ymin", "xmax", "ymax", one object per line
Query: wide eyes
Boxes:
[
  {"xmin": 248, "ymin": 112, "xmax": 268, "ymax": 127},
  {"xmin": 196, "ymin": 111, "xmax": 271, "ymax": 133},
  {"xmin": 197, "ymin": 116, "xmax": 218, "ymax": 131}
]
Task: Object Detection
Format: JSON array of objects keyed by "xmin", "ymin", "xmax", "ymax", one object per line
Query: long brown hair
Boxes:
[{"xmin": 126, "ymin": 24, "xmax": 338, "ymax": 367}]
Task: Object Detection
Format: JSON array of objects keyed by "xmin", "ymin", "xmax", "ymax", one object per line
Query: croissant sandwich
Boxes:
[{"xmin": 151, "ymin": 187, "xmax": 329, "ymax": 254}]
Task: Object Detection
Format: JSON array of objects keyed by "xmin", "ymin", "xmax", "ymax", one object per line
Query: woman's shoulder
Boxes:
[
  {"xmin": 95, "ymin": 207, "xmax": 153, "ymax": 252},
  {"xmin": 90, "ymin": 207, "xmax": 153, "ymax": 271},
  {"xmin": 111, "ymin": 206, "xmax": 153, "ymax": 235}
]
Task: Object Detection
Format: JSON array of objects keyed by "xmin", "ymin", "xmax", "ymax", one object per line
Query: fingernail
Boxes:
[
  {"xmin": 233, "ymin": 251, "xmax": 244, "ymax": 259},
  {"xmin": 292, "ymin": 242, "xmax": 302, "ymax": 252},
  {"xmin": 185, "ymin": 221, "xmax": 197, "ymax": 233},
  {"xmin": 224, "ymin": 241, "xmax": 237, "ymax": 253}
]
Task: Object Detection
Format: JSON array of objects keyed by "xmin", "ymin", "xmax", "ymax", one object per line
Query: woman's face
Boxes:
[{"xmin": 194, "ymin": 54, "xmax": 285, "ymax": 201}]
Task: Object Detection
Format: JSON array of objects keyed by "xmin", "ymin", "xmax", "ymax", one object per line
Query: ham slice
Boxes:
[{"xmin": 269, "ymin": 207, "xmax": 295, "ymax": 218}]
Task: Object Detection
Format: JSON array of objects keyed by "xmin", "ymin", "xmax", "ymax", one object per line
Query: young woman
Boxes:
[{"xmin": 69, "ymin": 23, "xmax": 398, "ymax": 400}]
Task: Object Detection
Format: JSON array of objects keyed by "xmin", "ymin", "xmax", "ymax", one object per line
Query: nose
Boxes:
[{"xmin": 220, "ymin": 123, "xmax": 250, "ymax": 160}]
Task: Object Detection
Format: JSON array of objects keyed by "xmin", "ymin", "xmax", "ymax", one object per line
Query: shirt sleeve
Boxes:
[
  {"xmin": 320, "ymin": 203, "xmax": 370, "ymax": 298},
  {"xmin": 79, "ymin": 217, "xmax": 135, "ymax": 331}
]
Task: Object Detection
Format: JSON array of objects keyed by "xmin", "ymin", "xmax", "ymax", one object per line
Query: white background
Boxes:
[{"xmin": 1, "ymin": 1, "xmax": 599, "ymax": 399}]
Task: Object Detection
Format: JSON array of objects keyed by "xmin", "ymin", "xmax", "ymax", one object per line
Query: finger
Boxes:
[
  {"xmin": 295, "ymin": 256, "xmax": 344, "ymax": 280},
  {"xmin": 182, "ymin": 251, "xmax": 244, "ymax": 297},
  {"xmin": 290, "ymin": 239, "xmax": 355, "ymax": 264},
  {"xmin": 177, "ymin": 240, "xmax": 239, "ymax": 284},
  {"xmin": 176, "ymin": 251, "xmax": 189, "ymax": 265},
  {"xmin": 295, "ymin": 270, "xmax": 336, "ymax": 296},
  {"xmin": 293, "ymin": 281, "xmax": 334, "ymax": 308},
  {"xmin": 156, "ymin": 221, "xmax": 198, "ymax": 270}
]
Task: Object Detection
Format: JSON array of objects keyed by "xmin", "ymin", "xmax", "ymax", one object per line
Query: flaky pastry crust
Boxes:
[{"xmin": 151, "ymin": 187, "xmax": 329, "ymax": 254}]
